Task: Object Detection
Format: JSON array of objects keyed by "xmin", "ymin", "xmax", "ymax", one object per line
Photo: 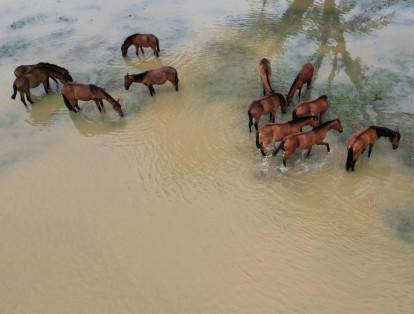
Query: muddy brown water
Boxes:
[{"xmin": 1, "ymin": 0, "xmax": 414, "ymax": 313}]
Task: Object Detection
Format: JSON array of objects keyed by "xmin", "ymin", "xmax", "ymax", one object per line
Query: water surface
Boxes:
[{"xmin": 1, "ymin": 0, "xmax": 414, "ymax": 313}]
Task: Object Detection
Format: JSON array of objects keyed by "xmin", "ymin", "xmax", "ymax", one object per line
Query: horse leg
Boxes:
[
  {"xmin": 352, "ymin": 160, "xmax": 357, "ymax": 171},
  {"xmin": 153, "ymin": 47, "xmax": 159, "ymax": 57},
  {"xmin": 368, "ymin": 144, "xmax": 373, "ymax": 158},
  {"xmin": 140, "ymin": 46, "xmax": 144, "ymax": 54},
  {"xmin": 25, "ymin": 91, "xmax": 33, "ymax": 104},
  {"xmin": 100, "ymin": 100, "xmax": 106, "ymax": 112},
  {"xmin": 254, "ymin": 120, "xmax": 259, "ymax": 132},
  {"xmin": 272, "ymin": 142, "xmax": 283, "ymax": 157},
  {"xmin": 317, "ymin": 141, "xmax": 330, "ymax": 152},
  {"xmin": 19, "ymin": 91, "xmax": 28, "ymax": 107},
  {"xmin": 272, "ymin": 110, "xmax": 276, "ymax": 123},
  {"xmin": 298, "ymin": 87, "xmax": 302, "ymax": 100},
  {"xmin": 135, "ymin": 45, "xmax": 140, "ymax": 56},
  {"xmin": 282, "ymin": 150, "xmax": 293, "ymax": 167},
  {"xmin": 148, "ymin": 85, "xmax": 155, "ymax": 96},
  {"xmin": 74, "ymin": 100, "xmax": 81, "ymax": 112},
  {"xmin": 43, "ymin": 81, "xmax": 49, "ymax": 94},
  {"xmin": 269, "ymin": 112, "xmax": 273, "ymax": 122},
  {"xmin": 95, "ymin": 100, "xmax": 102, "ymax": 112},
  {"xmin": 307, "ymin": 80, "xmax": 311, "ymax": 88},
  {"xmin": 306, "ymin": 146, "xmax": 312, "ymax": 157}
]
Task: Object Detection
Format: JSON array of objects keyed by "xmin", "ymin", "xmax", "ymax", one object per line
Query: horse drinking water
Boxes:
[
  {"xmin": 259, "ymin": 58, "xmax": 273, "ymax": 96},
  {"xmin": 274, "ymin": 119, "xmax": 343, "ymax": 167},
  {"xmin": 61, "ymin": 83, "xmax": 124, "ymax": 117},
  {"xmin": 247, "ymin": 93, "xmax": 287, "ymax": 133},
  {"xmin": 345, "ymin": 126, "xmax": 401, "ymax": 171},
  {"xmin": 11, "ymin": 67, "xmax": 73, "ymax": 107},
  {"xmin": 287, "ymin": 63, "xmax": 314, "ymax": 105},
  {"xmin": 121, "ymin": 33, "xmax": 160, "ymax": 57},
  {"xmin": 256, "ymin": 116, "xmax": 319, "ymax": 156},
  {"xmin": 124, "ymin": 66, "xmax": 179, "ymax": 96}
]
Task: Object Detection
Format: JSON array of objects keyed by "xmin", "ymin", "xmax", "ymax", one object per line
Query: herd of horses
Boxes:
[
  {"xmin": 250, "ymin": 59, "xmax": 401, "ymax": 170},
  {"xmin": 11, "ymin": 34, "xmax": 401, "ymax": 172}
]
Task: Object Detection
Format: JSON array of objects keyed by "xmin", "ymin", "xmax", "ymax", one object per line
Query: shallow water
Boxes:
[{"xmin": 1, "ymin": 0, "xmax": 414, "ymax": 313}]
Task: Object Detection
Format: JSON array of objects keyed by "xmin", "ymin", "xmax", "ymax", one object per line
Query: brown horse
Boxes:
[
  {"xmin": 287, "ymin": 63, "xmax": 314, "ymax": 105},
  {"xmin": 259, "ymin": 58, "xmax": 273, "ymax": 96},
  {"xmin": 256, "ymin": 116, "xmax": 319, "ymax": 156},
  {"xmin": 124, "ymin": 66, "xmax": 179, "ymax": 96},
  {"xmin": 14, "ymin": 62, "xmax": 72, "ymax": 81},
  {"xmin": 121, "ymin": 33, "xmax": 160, "ymax": 57},
  {"xmin": 274, "ymin": 119, "xmax": 343, "ymax": 166},
  {"xmin": 345, "ymin": 126, "xmax": 401, "ymax": 171},
  {"xmin": 61, "ymin": 83, "xmax": 124, "ymax": 117},
  {"xmin": 248, "ymin": 93, "xmax": 288, "ymax": 133},
  {"xmin": 292, "ymin": 95, "xmax": 329, "ymax": 122},
  {"xmin": 11, "ymin": 68, "xmax": 73, "ymax": 107}
]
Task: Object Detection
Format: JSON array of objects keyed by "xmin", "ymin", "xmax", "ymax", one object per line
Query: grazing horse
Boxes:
[
  {"xmin": 345, "ymin": 126, "xmax": 401, "ymax": 171},
  {"xmin": 11, "ymin": 68, "xmax": 73, "ymax": 107},
  {"xmin": 121, "ymin": 33, "xmax": 160, "ymax": 57},
  {"xmin": 259, "ymin": 58, "xmax": 273, "ymax": 96},
  {"xmin": 248, "ymin": 93, "xmax": 287, "ymax": 133},
  {"xmin": 61, "ymin": 83, "xmax": 124, "ymax": 117},
  {"xmin": 124, "ymin": 66, "xmax": 179, "ymax": 96},
  {"xmin": 256, "ymin": 116, "xmax": 319, "ymax": 156},
  {"xmin": 287, "ymin": 63, "xmax": 314, "ymax": 105},
  {"xmin": 292, "ymin": 95, "xmax": 329, "ymax": 122},
  {"xmin": 274, "ymin": 119, "xmax": 343, "ymax": 166},
  {"xmin": 14, "ymin": 62, "xmax": 72, "ymax": 82}
]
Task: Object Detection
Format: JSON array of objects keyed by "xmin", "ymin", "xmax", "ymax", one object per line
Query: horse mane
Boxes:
[
  {"xmin": 289, "ymin": 115, "xmax": 315, "ymax": 124},
  {"xmin": 313, "ymin": 119, "xmax": 338, "ymax": 130},
  {"xmin": 36, "ymin": 62, "xmax": 69, "ymax": 73},
  {"xmin": 132, "ymin": 71, "xmax": 149, "ymax": 81},
  {"xmin": 123, "ymin": 33, "xmax": 140, "ymax": 45},
  {"xmin": 370, "ymin": 126, "xmax": 398, "ymax": 140},
  {"xmin": 287, "ymin": 74, "xmax": 299, "ymax": 96}
]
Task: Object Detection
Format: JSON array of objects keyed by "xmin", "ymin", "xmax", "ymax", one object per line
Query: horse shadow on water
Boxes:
[{"xmin": 67, "ymin": 106, "xmax": 127, "ymax": 137}]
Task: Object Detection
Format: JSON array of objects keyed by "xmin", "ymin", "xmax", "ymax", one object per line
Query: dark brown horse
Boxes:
[
  {"xmin": 248, "ymin": 93, "xmax": 288, "ymax": 133},
  {"xmin": 259, "ymin": 58, "xmax": 273, "ymax": 96},
  {"xmin": 292, "ymin": 95, "xmax": 329, "ymax": 122},
  {"xmin": 61, "ymin": 83, "xmax": 124, "ymax": 117},
  {"xmin": 121, "ymin": 33, "xmax": 160, "ymax": 57},
  {"xmin": 124, "ymin": 66, "xmax": 179, "ymax": 96},
  {"xmin": 345, "ymin": 126, "xmax": 401, "ymax": 171},
  {"xmin": 274, "ymin": 119, "xmax": 343, "ymax": 166},
  {"xmin": 11, "ymin": 67, "xmax": 73, "ymax": 107},
  {"xmin": 256, "ymin": 116, "xmax": 318, "ymax": 156},
  {"xmin": 14, "ymin": 62, "xmax": 72, "ymax": 82},
  {"xmin": 287, "ymin": 63, "xmax": 314, "ymax": 105}
]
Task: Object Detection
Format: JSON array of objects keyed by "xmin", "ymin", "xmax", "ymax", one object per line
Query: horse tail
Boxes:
[
  {"xmin": 248, "ymin": 110, "xmax": 253, "ymax": 126},
  {"xmin": 11, "ymin": 81, "xmax": 17, "ymax": 99},
  {"xmin": 292, "ymin": 109, "xmax": 298, "ymax": 120},
  {"xmin": 265, "ymin": 71, "xmax": 273, "ymax": 94},
  {"xmin": 175, "ymin": 70, "xmax": 179, "ymax": 84},
  {"xmin": 346, "ymin": 148, "xmax": 354, "ymax": 171},
  {"xmin": 273, "ymin": 141, "xmax": 284, "ymax": 157},
  {"xmin": 62, "ymin": 94, "xmax": 72, "ymax": 111},
  {"xmin": 256, "ymin": 131, "xmax": 261, "ymax": 149},
  {"xmin": 156, "ymin": 37, "xmax": 160, "ymax": 52}
]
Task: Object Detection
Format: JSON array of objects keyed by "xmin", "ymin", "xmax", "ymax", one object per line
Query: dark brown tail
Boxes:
[
  {"xmin": 346, "ymin": 148, "xmax": 353, "ymax": 171},
  {"xmin": 62, "ymin": 94, "xmax": 73, "ymax": 111},
  {"xmin": 11, "ymin": 81, "xmax": 17, "ymax": 99},
  {"xmin": 156, "ymin": 37, "xmax": 160, "ymax": 52},
  {"xmin": 256, "ymin": 131, "xmax": 261, "ymax": 149},
  {"xmin": 292, "ymin": 109, "xmax": 298, "ymax": 120}
]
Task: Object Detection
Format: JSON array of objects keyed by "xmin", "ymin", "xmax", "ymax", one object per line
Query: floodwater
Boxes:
[{"xmin": 1, "ymin": 0, "xmax": 414, "ymax": 313}]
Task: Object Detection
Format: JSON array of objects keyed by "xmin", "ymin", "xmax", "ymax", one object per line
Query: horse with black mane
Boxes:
[
  {"xmin": 124, "ymin": 66, "xmax": 179, "ymax": 96},
  {"xmin": 121, "ymin": 33, "xmax": 160, "ymax": 57},
  {"xmin": 256, "ymin": 116, "xmax": 318, "ymax": 156},
  {"xmin": 274, "ymin": 119, "xmax": 343, "ymax": 166},
  {"xmin": 61, "ymin": 83, "xmax": 124, "ymax": 117},
  {"xmin": 345, "ymin": 126, "xmax": 401, "ymax": 171}
]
